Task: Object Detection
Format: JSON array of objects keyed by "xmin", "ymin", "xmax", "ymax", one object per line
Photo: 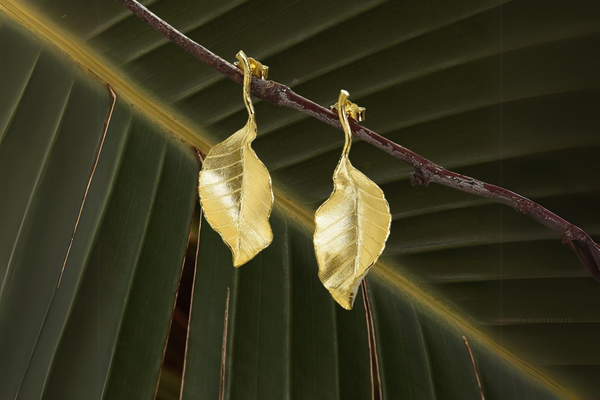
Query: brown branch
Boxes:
[{"xmin": 117, "ymin": 0, "xmax": 600, "ymax": 281}]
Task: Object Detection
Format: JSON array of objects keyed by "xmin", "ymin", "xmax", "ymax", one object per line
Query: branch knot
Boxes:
[{"xmin": 410, "ymin": 167, "xmax": 432, "ymax": 187}]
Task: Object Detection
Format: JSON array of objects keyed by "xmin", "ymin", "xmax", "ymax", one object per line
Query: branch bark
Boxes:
[{"xmin": 117, "ymin": 0, "xmax": 600, "ymax": 281}]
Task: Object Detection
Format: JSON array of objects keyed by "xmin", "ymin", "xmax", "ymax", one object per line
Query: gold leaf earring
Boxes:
[
  {"xmin": 198, "ymin": 50, "xmax": 274, "ymax": 267},
  {"xmin": 314, "ymin": 90, "xmax": 392, "ymax": 309}
]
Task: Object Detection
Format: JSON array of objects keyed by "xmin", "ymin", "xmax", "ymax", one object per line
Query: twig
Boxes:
[{"xmin": 117, "ymin": 0, "xmax": 600, "ymax": 281}]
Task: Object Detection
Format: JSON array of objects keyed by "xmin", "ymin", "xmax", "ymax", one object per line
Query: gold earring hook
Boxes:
[
  {"xmin": 331, "ymin": 90, "xmax": 366, "ymax": 158},
  {"xmin": 235, "ymin": 51, "xmax": 269, "ymax": 117}
]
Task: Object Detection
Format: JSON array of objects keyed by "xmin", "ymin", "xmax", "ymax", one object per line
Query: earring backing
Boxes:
[
  {"xmin": 234, "ymin": 56, "xmax": 269, "ymax": 80},
  {"xmin": 331, "ymin": 96, "xmax": 366, "ymax": 122}
]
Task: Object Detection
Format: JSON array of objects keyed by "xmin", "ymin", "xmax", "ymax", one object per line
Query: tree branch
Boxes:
[{"xmin": 117, "ymin": 0, "xmax": 600, "ymax": 281}]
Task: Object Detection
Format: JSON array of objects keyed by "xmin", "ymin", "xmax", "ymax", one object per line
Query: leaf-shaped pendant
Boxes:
[
  {"xmin": 198, "ymin": 51, "xmax": 274, "ymax": 267},
  {"xmin": 314, "ymin": 90, "xmax": 391, "ymax": 309}
]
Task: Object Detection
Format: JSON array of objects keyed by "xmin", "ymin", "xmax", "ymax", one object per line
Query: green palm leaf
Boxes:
[
  {"xmin": 1, "ymin": 0, "xmax": 598, "ymax": 398},
  {"xmin": 0, "ymin": 16, "xmax": 197, "ymax": 399}
]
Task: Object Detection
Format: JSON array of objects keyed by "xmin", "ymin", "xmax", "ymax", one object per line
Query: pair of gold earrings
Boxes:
[{"xmin": 198, "ymin": 51, "xmax": 391, "ymax": 310}]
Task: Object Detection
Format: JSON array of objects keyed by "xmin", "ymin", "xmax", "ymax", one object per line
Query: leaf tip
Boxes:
[
  {"xmin": 338, "ymin": 298, "xmax": 354, "ymax": 310},
  {"xmin": 327, "ymin": 283, "xmax": 361, "ymax": 310}
]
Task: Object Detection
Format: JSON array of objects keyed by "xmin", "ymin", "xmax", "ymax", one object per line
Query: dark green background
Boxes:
[{"xmin": 1, "ymin": 0, "xmax": 599, "ymax": 398}]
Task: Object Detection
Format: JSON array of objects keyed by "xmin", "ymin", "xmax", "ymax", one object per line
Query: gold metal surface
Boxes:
[
  {"xmin": 198, "ymin": 50, "xmax": 274, "ymax": 267},
  {"xmin": 234, "ymin": 56, "xmax": 269, "ymax": 80},
  {"xmin": 331, "ymin": 97, "xmax": 366, "ymax": 122},
  {"xmin": 314, "ymin": 90, "xmax": 391, "ymax": 309}
]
